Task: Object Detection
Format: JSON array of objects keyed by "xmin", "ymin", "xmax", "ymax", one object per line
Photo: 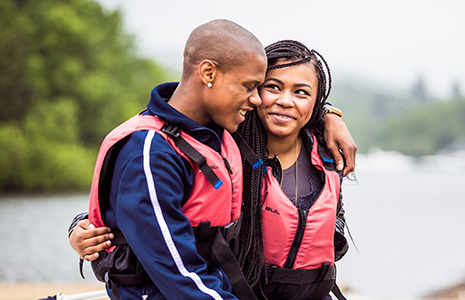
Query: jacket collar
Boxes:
[{"xmin": 146, "ymin": 82, "xmax": 224, "ymax": 152}]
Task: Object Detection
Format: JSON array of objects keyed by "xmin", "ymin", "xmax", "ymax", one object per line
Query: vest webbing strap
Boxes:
[
  {"xmin": 161, "ymin": 124, "xmax": 223, "ymax": 189},
  {"xmin": 316, "ymin": 136, "xmax": 336, "ymax": 171},
  {"xmin": 211, "ymin": 228, "xmax": 259, "ymax": 300},
  {"xmin": 331, "ymin": 283, "xmax": 347, "ymax": 300},
  {"xmin": 231, "ymin": 132, "xmax": 263, "ymax": 169},
  {"xmin": 264, "ymin": 264, "xmax": 346, "ymax": 300},
  {"xmin": 265, "ymin": 263, "xmax": 335, "ymax": 285},
  {"xmin": 104, "ymin": 230, "xmax": 151, "ymax": 286}
]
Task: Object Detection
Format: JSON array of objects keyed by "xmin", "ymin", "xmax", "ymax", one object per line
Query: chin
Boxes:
[{"xmin": 225, "ymin": 126, "xmax": 238, "ymax": 133}]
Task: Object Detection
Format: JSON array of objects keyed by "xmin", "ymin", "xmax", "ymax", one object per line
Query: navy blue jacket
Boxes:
[{"xmin": 104, "ymin": 82, "xmax": 237, "ymax": 299}]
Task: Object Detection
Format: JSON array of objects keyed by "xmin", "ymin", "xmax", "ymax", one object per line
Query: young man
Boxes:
[{"xmin": 75, "ymin": 19, "xmax": 266, "ymax": 300}]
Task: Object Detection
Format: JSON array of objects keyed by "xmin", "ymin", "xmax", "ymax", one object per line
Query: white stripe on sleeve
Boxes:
[{"xmin": 143, "ymin": 130, "xmax": 224, "ymax": 300}]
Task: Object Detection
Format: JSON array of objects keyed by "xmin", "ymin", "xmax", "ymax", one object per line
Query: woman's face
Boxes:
[{"xmin": 257, "ymin": 62, "xmax": 318, "ymax": 140}]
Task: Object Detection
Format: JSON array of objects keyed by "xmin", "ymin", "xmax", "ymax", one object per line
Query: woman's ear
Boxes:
[{"xmin": 198, "ymin": 60, "xmax": 217, "ymax": 87}]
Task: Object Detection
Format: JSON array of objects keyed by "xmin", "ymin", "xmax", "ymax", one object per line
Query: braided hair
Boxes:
[{"xmin": 236, "ymin": 40, "xmax": 332, "ymax": 286}]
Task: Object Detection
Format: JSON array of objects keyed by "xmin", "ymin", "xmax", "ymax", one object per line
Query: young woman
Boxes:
[
  {"xmin": 236, "ymin": 40, "xmax": 349, "ymax": 300},
  {"xmin": 69, "ymin": 40, "xmax": 355, "ymax": 300}
]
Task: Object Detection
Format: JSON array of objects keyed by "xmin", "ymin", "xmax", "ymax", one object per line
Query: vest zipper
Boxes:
[
  {"xmin": 222, "ymin": 156, "xmax": 235, "ymax": 221},
  {"xmin": 284, "ymin": 208, "xmax": 308, "ymax": 269}
]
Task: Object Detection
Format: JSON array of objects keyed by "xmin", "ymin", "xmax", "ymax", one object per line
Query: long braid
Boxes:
[
  {"xmin": 236, "ymin": 109, "xmax": 267, "ymax": 286},
  {"xmin": 236, "ymin": 40, "xmax": 332, "ymax": 286}
]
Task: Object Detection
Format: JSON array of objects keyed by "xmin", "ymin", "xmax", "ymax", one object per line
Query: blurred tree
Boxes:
[
  {"xmin": 411, "ymin": 75, "xmax": 429, "ymax": 103},
  {"xmin": 452, "ymin": 80, "xmax": 461, "ymax": 98},
  {"xmin": 377, "ymin": 99, "xmax": 465, "ymax": 156},
  {"xmin": 0, "ymin": 0, "xmax": 171, "ymax": 192}
]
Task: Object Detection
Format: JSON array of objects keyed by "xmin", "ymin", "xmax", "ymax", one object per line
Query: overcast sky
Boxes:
[{"xmin": 97, "ymin": 0, "xmax": 465, "ymax": 98}]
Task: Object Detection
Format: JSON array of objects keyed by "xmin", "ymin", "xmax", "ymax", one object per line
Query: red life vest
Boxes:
[
  {"xmin": 261, "ymin": 131, "xmax": 341, "ymax": 270},
  {"xmin": 86, "ymin": 113, "xmax": 261, "ymax": 300},
  {"xmin": 88, "ymin": 113, "xmax": 243, "ymax": 229}
]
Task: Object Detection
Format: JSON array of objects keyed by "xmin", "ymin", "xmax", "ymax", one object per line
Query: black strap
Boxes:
[
  {"xmin": 265, "ymin": 263, "xmax": 335, "ymax": 285},
  {"xmin": 231, "ymin": 132, "xmax": 263, "ymax": 169},
  {"xmin": 110, "ymin": 229, "xmax": 128, "ymax": 245},
  {"xmin": 316, "ymin": 136, "xmax": 335, "ymax": 171},
  {"xmin": 211, "ymin": 229, "xmax": 259, "ymax": 300},
  {"xmin": 109, "ymin": 270, "xmax": 149, "ymax": 286},
  {"xmin": 331, "ymin": 283, "xmax": 347, "ymax": 300},
  {"xmin": 162, "ymin": 124, "xmax": 223, "ymax": 189},
  {"xmin": 100, "ymin": 229, "xmax": 151, "ymax": 287},
  {"xmin": 79, "ymin": 257, "xmax": 85, "ymax": 279}
]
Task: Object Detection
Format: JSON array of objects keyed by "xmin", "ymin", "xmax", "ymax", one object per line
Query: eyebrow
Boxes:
[
  {"xmin": 264, "ymin": 78, "xmax": 313, "ymax": 90},
  {"xmin": 294, "ymin": 83, "xmax": 313, "ymax": 90},
  {"xmin": 251, "ymin": 80, "xmax": 264, "ymax": 87}
]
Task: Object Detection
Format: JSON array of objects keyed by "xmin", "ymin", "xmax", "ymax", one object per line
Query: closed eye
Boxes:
[{"xmin": 264, "ymin": 84, "xmax": 280, "ymax": 91}]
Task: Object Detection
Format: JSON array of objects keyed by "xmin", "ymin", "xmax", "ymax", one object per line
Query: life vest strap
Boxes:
[
  {"xmin": 331, "ymin": 283, "xmax": 347, "ymax": 300},
  {"xmin": 109, "ymin": 229, "xmax": 128, "ymax": 245},
  {"xmin": 193, "ymin": 221, "xmax": 258, "ymax": 300},
  {"xmin": 316, "ymin": 135, "xmax": 336, "ymax": 171},
  {"xmin": 231, "ymin": 132, "xmax": 263, "ymax": 169},
  {"xmin": 265, "ymin": 263, "xmax": 335, "ymax": 285},
  {"xmin": 264, "ymin": 264, "xmax": 347, "ymax": 300},
  {"xmin": 211, "ymin": 228, "xmax": 259, "ymax": 300},
  {"xmin": 162, "ymin": 124, "xmax": 223, "ymax": 189}
]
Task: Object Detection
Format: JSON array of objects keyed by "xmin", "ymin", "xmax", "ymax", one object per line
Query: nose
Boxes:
[
  {"xmin": 276, "ymin": 91, "xmax": 293, "ymax": 107},
  {"xmin": 249, "ymin": 88, "xmax": 262, "ymax": 107}
]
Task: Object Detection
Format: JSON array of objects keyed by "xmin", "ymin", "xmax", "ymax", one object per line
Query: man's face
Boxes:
[{"xmin": 206, "ymin": 52, "xmax": 267, "ymax": 133}]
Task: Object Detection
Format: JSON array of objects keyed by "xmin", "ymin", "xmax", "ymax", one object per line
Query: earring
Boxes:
[{"xmin": 207, "ymin": 83, "xmax": 213, "ymax": 88}]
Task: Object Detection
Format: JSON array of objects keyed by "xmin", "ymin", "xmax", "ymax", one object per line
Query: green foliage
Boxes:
[
  {"xmin": 378, "ymin": 99, "xmax": 465, "ymax": 156},
  {"xmin": 0, "ymin": 0, "xmax": 171, "ymax": 193},
  {"xmin": 0, "ymin": 125, "xmax": 29, "ymax": 191},
  {"xmin": 329, "ymin": 80, "xmax": 412, "ymax": 154},
  {"xmin": 331, "ymin": 79, "xmax": 465, "ymax": 156}
]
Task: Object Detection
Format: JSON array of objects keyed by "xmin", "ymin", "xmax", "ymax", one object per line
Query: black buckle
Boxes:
[
  {"xmin": 221, "ymin": 220, "xmax": 239, "ymax": 243},
  {"xmin": 161, "ymin": 124, "xmax": 181, "ymax": 138}
]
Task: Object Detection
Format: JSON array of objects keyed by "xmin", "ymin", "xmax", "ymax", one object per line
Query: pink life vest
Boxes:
[
  {"xmin": 88, "ymin": 113, "xmax": 243, "ymax": 229},
  {"xmin": 261, "ymin": 131, "xmax": 342, "ymax": 270}
]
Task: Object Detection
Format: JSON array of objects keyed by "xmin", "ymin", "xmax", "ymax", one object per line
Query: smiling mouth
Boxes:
[
  {"xmin": 239, "ymin": 110, "xmax": 247, "ymax": 117},
  {"xmin": 270, "ymin": 112, "xmax": 295, "ymax": 120}
]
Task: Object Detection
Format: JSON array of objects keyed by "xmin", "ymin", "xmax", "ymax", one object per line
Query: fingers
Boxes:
[
  {"xmin": 77, "ymin": 219, "xmax": 95, "ymax": 230},
  {"xmin": 323, "ymin": 114, "xmax": 358, "ymax": 177},
  {"xmin": 327, "ymin": 142, "xmax": 344, "ymax": 172},
  {"xmin": 69, "ymin": 221, "xmax": 113, "ymax": 259},
  {"xmin": 76, "ymin": 220, "xmax": 111, "ymax": 238},
  {"xmin": 341, "ymin": 143, "xmax": 357, "ymax": 177},
  {"xmin": 82, "ymin": 252, "xmax": 100, "ymax": 262}
]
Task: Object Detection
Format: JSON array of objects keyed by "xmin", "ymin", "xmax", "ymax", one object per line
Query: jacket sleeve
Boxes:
[
  {"xmin": 334, "ymin": 188, "xmax": 349, "ymax": 261},
  {"xmin": 67, "ymin": 212, "xmax": 88, "ymax": 238},
  {"xmin": 111, "ymin": 130, "xmax": 237, "ymax": 300}
]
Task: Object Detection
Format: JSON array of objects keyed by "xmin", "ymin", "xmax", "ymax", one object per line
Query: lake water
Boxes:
[{"xmin": 1, "ymin": 151, "xmax": 464, "ymax": 299}]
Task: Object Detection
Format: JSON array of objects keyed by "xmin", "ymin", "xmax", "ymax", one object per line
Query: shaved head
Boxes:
[{"xmin": 182, "ymin": 19, "xmax": 265, "ymax": 77}]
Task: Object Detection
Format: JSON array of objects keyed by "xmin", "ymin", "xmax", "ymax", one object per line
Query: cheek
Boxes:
[
  {"xmin": 257, "ymin": 90, "xmax": 275, "ymax": 108},
  {"xmin": 300, "ymin": 101, "xmax": 316, "ymax": 122}
]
